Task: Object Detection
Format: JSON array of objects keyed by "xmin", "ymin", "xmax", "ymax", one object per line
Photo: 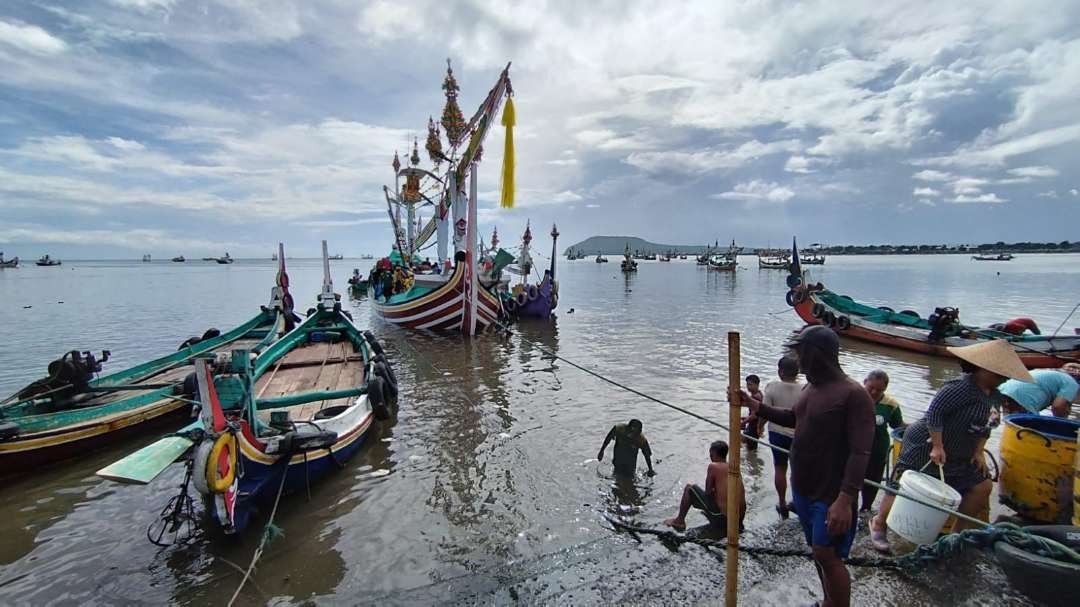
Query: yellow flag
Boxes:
[{"xmin": 500, "ymin": 97, "xmax": 515, "ymax": 208}]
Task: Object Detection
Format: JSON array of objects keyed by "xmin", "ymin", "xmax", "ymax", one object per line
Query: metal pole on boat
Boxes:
[
  {"xmin": 464, "ymin": 163, "xmax": 479, "ymax": 335},
  {"xmin": 550, "ymin": 224, "xmax": 559, "ymax": 281},
  {"xmin": 726, "ymin": 331, "xmax": 742, "ymax": 607},
  {"xmin": 319, "ymin": 240, "xmax": 334, "ymax": 309}
]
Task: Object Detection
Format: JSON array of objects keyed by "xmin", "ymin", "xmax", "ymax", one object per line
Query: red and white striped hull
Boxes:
[{"xmin": 370, "ymin": 262, "xmax": 501, "ymax": 333}]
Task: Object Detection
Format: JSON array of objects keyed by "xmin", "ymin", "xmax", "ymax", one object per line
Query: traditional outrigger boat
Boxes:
[
  {"xmin": 97, "ymin": 242, "xmax": 395, "ymax": 537},
  {"xmin": 785, "ymin": 239, "xmax": 1080, "ymax": 368},
  {"xmin": 215, "ymin": 253, "xmax": 234, "ymax": 264},
  {"xmin": 347, "ymin": 268, "xmax": 369, "ymax": 297},
  {"xmin": 35, "ymin": 255, "xmax": 61, "ymax": 267},
  {"xmin": 972, "ymin": 252, "xmax": 1014, "ymax": 261},
  {"xmin": 171, "ymin": 255, "xmax": 185, "ymax": 263},
  {"xmin": 758, "ymin": 253, "xmax": 789, "ymax": 270},
  {"xmin": 369, "ymin": 61, "xmax": 517, "ymax": 335},
  {"xmin": 620, "ymin": 244, "xmax": 638, "ymax": 273},
  {"xmin": 595, "ymin": 253, "xmax": 608, "ymax": 263},
  {"xmin": 708, "ymin": 240, "xmax": 739, "ymax": 271},
  {"xmin": 0, "ymin": 252, "xmax": 17, "ymax": 268},
  {"xmin": 503, "ymin": 223, "xmax": 559, "ymax": 320},
  {"xmin": 0, "ymin": 245, "xmax": 300, "ymax": 480}
]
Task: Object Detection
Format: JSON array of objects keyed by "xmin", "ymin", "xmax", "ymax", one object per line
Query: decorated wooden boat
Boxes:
[
  {"xmin": 504, "ymin": 223, "xmax": 559, "ymax": 320},
  {"xmin": 35, "ymin": 254, "xmax": 61, "ymax": 266},
  {"xmin": 0, "ymin": 252, "xmax": 17, "ymax": 268},
  {"xmin": 708, "ymin": 240, "xmax": 739, "ymax": 271},
  {"xmin": 785, "ymin": 240, "xmax": 1080, "ymax": 368},
  {"xmin": 347, "ymin": 268, "xmax": 369, "ymax": 297},
  {"xmin": 620, "ymin": 244, "xmax": 638, "ymax": 273},
  {"xmin": 0, "ymin": 246, "xmax": 299, "ymax": 480},
  {"xmin": 370, "ymin": 60, "xmax": 516, "ymax": 335},
  {"xmin": 97, "ymin": 243, "xmax": 395, "ymax": 536},
  {"xmin": 758, "ymin": 253, "xmax": 789, "ymax": 270},
  {"xmin": 595, "ymin": 253, "xmax": 608, "ymax": 263}
]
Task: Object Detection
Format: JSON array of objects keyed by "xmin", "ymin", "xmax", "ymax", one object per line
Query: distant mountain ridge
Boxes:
[{"xmin": 564, "ymin": 236, "xmax": 745, "ymax": 256}]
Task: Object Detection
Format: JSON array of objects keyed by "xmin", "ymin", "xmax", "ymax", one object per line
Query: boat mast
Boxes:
[
  {"xmin": 549, "ymin": 224, "xmax": 559, "ymax": 281},
  {"xmin": 319, "ymin": 240, "xmax": 335, "ymax": 310}
]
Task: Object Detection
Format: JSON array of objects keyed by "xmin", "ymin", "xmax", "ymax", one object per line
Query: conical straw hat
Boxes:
[{"xmin": 946, "ymin": 339, "xmax": 1034, "ymax": 383}]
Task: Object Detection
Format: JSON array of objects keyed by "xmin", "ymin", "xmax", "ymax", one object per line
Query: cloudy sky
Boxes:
[{"xmin": 1, "ymin": 0, "xmax": 1078, "ymax": 258}]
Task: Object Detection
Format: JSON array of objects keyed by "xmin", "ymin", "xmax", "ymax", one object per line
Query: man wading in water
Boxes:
[
  {"xmin": 597, "ymin": 419, "xmax": 656, "ymax": 477},
  {"xmin": 737, "ymin": 325, "xmax": 874, "ymax": 607}
]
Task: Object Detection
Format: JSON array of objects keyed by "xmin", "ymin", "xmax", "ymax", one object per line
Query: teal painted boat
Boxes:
[
  {"xmin": 99, "ymin": 241, "xmax": 397, "ymax": 538},
  {"xmin": 0, "ymin": 245, "xmax": 300, "ymax": 481}
]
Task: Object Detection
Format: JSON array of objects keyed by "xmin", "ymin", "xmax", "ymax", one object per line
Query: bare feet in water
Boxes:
[{"xmin": 663, "ymin": 517, "xmax": 686, "ymax": 531}]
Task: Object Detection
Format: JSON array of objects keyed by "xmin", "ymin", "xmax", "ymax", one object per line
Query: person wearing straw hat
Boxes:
[{"xmin": 869, "ymin": 339, "xmax": 1034, "ymax": 553}]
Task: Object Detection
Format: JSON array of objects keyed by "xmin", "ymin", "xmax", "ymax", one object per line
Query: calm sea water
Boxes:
[{"xmin": 1, "ymin": 254, "xmax": 1077, "ymax": 605}]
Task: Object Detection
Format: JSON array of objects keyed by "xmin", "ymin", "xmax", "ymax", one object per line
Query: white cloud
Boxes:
[
  {"xmin": 926, "ymin": 123, "xmax": 1080, "ymax": 168},
  {"xmin": 950, "ymin": 193, "xmax": 1005, "ymax": 204},
  {"xmin": 551, "ymin": 190, "xmax": 584, "ymax": 203},
  {"xmin": 1037, "ymin": 190, "xmax": 1058, "ymax": 198},
  {"xmin": 1008, "ymin": 165, "xmax": 1059, "ymax": 178},
  {"xmin": 784, "ymin": 155, "xmax": 831, "ymax": 174},
  {"xmin": 0, "ymin": 224, "xmax": 239, "ymax": 253},
  {"xmin": 1072, "ymin": 189, "xmax": 1079, "ymax": 197},
  {"xmin": 626, "ymin": 139, "xmax": 801, "ymax": 174},
  {"xmin": 0, "ymin": 21, "xmax": 67, "ymax": 55},
  {"xmin": 712, "ymin": 180, "xmax": 795, "ymax": 203},
  {"xmin": 913, "ymin": 170, "xmax": 952, "ymax": 182},
  {"xmin": 913, "ymin": 187, "xmax": 940, "ymax": 197}
]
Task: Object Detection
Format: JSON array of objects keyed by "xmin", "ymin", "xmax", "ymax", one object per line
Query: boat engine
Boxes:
[
  {"xmin": 927, "ymin": 307, "xmax": 961, "ymax": 342},
  {"xmin": 14, "ymin": 350, "xmax": 111, "ymax": 401}
]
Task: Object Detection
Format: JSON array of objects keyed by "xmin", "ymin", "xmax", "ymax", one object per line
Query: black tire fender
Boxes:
[
  {"xmin": 822, "ymin": 311, "xmax": 836, "ymax": 326},
  {"xmin": 837, "ymin": 315, "xmax": 852, "ymax": 330},
  {"xmin": 362, "ymin": 330, "xmax": 385, "ymax": 357},
  {"xmin": 367, "ymin": 376, "xmax": 390, "ymax": 420},
  {"xmin": 375, "ymin": 361, "xmax": 398, "ymax": 397},
  {"xmin": 811, "ymin": 303, "xmax": 826, "ymax": 319}
]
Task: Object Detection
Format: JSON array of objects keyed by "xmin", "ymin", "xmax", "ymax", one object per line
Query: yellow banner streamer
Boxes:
[{"xmin": 500, "ymin": 96, "xmax": 515, "ymax": 208}]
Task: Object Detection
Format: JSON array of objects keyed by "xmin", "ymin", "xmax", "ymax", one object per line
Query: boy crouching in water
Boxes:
[{"xmin": 664, "ymin": 440, "xmax": 745, "ymax": 534}]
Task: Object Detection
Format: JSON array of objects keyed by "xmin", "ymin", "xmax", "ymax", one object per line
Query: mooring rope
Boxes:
[{"xmin": 227, "ymin": 460, "xmax": 289, "ymax": 607}]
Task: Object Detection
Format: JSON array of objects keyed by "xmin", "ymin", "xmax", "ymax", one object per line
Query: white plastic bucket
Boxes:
[{"xmin": 886, "ymin": 468, "xmax": 961, "ymax": 545}]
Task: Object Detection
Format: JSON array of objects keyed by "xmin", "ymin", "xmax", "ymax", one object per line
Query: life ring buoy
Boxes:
[
  {"xmin": 811, "ymin": 303, "xmax": 826, "ymax": 318},
  {"xmin": 206, "ymin": 432, "xmax": 238, "ymax": 494},
  {"xmin": 822, "ymin": 311, "xmax": 836, "ymax": 326},
  {"xmin": 837, "ymin": 315, "xmax": 851, "ymax": 330},
  {"xmin": 527, "ymin": 285, "xmax": 540, "ymax": 301},
  {"xmin": 368, "ymin": 376, "xmax": 390, "ymax": 420}
]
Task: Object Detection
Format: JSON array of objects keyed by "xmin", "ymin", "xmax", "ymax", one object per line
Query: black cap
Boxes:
[{"xmin": 785, "ymin": 325, "xmax": 839, "ymax": 358}]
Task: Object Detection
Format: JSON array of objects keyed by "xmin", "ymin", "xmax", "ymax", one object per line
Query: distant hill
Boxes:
[{"xmin": 564, "ymin": 236, "xmax": 747, "ymax": 256}]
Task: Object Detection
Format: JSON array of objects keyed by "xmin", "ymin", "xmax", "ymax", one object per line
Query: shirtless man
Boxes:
[{"xmin": 663, "ymin": 440, "xmax": 745, "ymax": 533}]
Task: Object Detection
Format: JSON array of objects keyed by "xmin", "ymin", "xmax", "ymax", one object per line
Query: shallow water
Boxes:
[{"xmin": 1, "ymin": 254, "xmax": 1077, "ymax": 605}]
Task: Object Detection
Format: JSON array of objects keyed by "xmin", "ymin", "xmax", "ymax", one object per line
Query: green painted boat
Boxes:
[{"xmin": 0, "ymin": 244, "xmax": 300, "ymax": 481}]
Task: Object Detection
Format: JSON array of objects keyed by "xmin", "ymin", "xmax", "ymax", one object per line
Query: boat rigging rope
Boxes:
[
  {"xmin": 1049, "ymin": 300, "xmax": 1080, "ymax": 338},
  {"xmin": 227, "ymin": 460, "xmax": 289, "ymax": 607},
  {"xmin": 492, "ymin": 321, "xmax": 1080, "ymax": 554}
]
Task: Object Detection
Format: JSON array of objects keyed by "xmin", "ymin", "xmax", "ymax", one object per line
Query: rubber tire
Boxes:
[
  {"xmin": 363, "ymin": 331, "xmax": 385, "ymax": 357},
  {"xmin": 878, "ymin": 306, "xmax": 895, "ymax": 314},
  {"xmin": 839, "ymin": 295, "xmax": 853, "ymax": 302},
  {"xmin": 342, "ymin": 310, "xmax": 353, "ymax": 321},
  {"xmin": 516, "ymin": 292, "xmax": 528, "ymax": 306},
  {"xmin": 191, "ymin": 440, "xmax": 213, "ymax": 496},
  {"xmin": 374, "ymin": 353, "xmax": 398, "ymax": 386},
  {"xmin": 201, "ymin": 328, "xmax": 221, "ymax": 341},
  {"xmin": 375, "ymin": 361, "xmax": 398, "ymax": 397},
  {"xmin": 0, "ymin": 421, "xmax": 19, "ymax": 440},
  {"xmin": 811, "ymin": 303, "xmax": 826, "ymax": 319},
  {"xmin": 786, "ymin": 274, "xmax": 802, "ymax": 289},
  {"xmin": 527, "ymin": 285, "xmax": 540, "ymax": 301},
  {"xmin": 506, "ymin": 298, "xmax": 517, "ymax": 313},
  {"xmin": 785, "ymin": 291, "xmax": 797, "ymax": 307},
  {"xmin": 899, "ymin": 310, "xmax": 920, "ymax": 319},
  {"xmin": 179, "ymin": 336, "xmax": 201, "ymax": 350},
  {"xmin": 368, "ymin": 376, "xmax": 391, "ymax": 420},
  {"xmin": 822, "ymin": 311, "xmax": 836, "ymax": 327},
  {"xmin": 994, "ymin": 540, "xmax": 1080, "ymax": 606},
  {"xmin": 837, "ymin": 315, "xmax": 851, "ymax": 330}
]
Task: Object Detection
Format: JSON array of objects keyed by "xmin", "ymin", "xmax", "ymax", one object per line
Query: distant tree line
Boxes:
[{"xmin": 816, "ymin": 241, "xmax": 1078, "ymax": 255}]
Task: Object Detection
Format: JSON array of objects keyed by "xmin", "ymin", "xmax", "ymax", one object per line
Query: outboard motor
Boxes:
[
  {"xmin": 13, "ymin": 350, "xmax": 111, "ymax": 401},
  {"xmin": 927, "ymin": 307, "xmax": 961, "ymax": 342}
]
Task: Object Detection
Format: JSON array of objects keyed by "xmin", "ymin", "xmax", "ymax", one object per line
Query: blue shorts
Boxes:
[
  {"xmin": 768, "ymin": 431, "xmax": 792, "ymax": 467},
  {"xmin": 791, "ymin": 490, "xmax": 858, "ymax": 558}
]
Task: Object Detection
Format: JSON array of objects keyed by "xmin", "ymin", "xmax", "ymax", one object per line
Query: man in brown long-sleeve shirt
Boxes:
[{"xmin": 738, "ymin": 325, "xmax": 874, "ymax": 607}]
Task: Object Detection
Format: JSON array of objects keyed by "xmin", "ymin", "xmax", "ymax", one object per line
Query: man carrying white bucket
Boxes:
[
  {"xmin": 738, "ymin": 325, "xmax": 875, "ymax": 607},
  {"xmin": 869, "ymin": 340, "xmax": 1034, "ymax": 553}
]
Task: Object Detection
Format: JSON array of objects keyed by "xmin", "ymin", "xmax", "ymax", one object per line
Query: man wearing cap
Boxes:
[
  {"xmin": 870, "ymin": 339, "xmax": 1034, "ymax": 553},
  {"xmin": 738, "ymin": 325, "xmax": 874, "ymax": 607},
  {"xmin": 998, "ymin": 368, "xmax": 1079, "ymax": 418}
]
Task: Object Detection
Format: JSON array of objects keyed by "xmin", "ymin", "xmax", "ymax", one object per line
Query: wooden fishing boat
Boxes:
[
  {"xmin": 620, "ymin": 244, "xmax": 638, "ymax": 273},
  {"xmin": 215, "ymin": 253, "xmax": 234, "ymax": 264},
  {"xmin": 973, "ymin": 252, "xmax": 1014, "ymax": 261},
  {"xmin": 595, "ymin": 253, "xmax": 608, "ymax": 263},
  {"xmin": 504, "ymin": 224, "xmax": 559, "ymax": 320},
  {"xmin": 347, "ymin": 268, "xmax": 369, "ymax": 297},
  {"xmin": 329, "ymin": 253, "xmax": 344, "ymax": 260},
  {"xmin": 370, "ymin": 61, "xmax": 516, "ymax": 335},
  {"xmin": 0, "ymin": 246, "xmax": 299, "ymax": 480},
  {"xmin": 142, "ymin": 254, "xmax": 152, "ymax": 262},
  {"xmin": 35, "ymin": 255, "xmax": 61, "ymax": 266},
  {"xmin": 758, "ymin": 254, "xmax": 789, "ymax": 270},
  {"xmin": 0, "ymin": 253, "xmax": 17, "ymax": 268},
  {"xmin": 98, "ymin": 243, "xmax": 395, "ymax": 536},
  {"xmin": 785, "ymin": 240, "xmax": 1080, "ymax": 368},
  {"xmin": 171, "ymin": 256, "xmax": 185, "ymax": 263}
]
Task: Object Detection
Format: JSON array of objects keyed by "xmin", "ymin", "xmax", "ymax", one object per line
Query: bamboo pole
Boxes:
[{"xmin": 726, "ymin": 331, "xmax": 741, "ymax": 607}]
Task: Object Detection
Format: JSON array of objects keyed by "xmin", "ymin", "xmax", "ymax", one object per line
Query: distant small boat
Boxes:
[
  {"xmin": 973, "ymin": 252, "xmax": 1014, "ymax": 261},
  {"xmin": 201, "ymin": 257, "xmax": 216, "ymax": 261},
  {"xmin": 141, "ymin": 254, "xmax": 152, "ymax": 262},
  {"xmin": 271, "ymin": 253, "xmax": 278, "ymax": 261},
  {"xmin": 215, "ymin": 253, "xmax": 234, "ymax": 265},
  {"xmin": 328, "ymin": 254, "xmax": 344, "ymax": 260},
  {"xmin": 595, "ymin": 252, "xmax": 608, "ymax": 263},
  {"xmin": 620, "ymin": 244, "xmax": 638, "ymax": 273},
  {"xmin": 36, "ymin": 255, "xmax": 61, "ymax": 267},
  {"xmin": 758, "ymin": 254, "xmax": 790, "ymax": 270},
  {"xmin": 0, "ymin": 253, "xmax": 17, "ymax": 268},
  {"xmin": 171, "ymin": 256, "xmax": 185, "ymax": 263},
  {"xmin": 800, "ymin": 253, "xmax": 826, "ymax": 265},
  {"xmin": 360, "ymin": 254, "xmax": 374, "ymax": 260}
]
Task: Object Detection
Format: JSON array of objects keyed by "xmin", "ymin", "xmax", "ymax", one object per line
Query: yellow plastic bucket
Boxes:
[{"xmin": 999, "ymin": 414, "xmax": 1079, "ymax": 524}]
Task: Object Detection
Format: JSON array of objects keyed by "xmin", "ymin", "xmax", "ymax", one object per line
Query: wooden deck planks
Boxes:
[{"xmin": 255, "ymin": 341, "xmax": 364, "ymax": 423}]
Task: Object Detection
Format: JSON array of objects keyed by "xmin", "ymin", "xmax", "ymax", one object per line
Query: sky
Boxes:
[{"xmin": 1, "ymin": 0, "xmax": 1079, "ymax": 259}]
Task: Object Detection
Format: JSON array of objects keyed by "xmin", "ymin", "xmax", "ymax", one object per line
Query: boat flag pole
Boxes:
[
  {"xmin": 319, "ymin": 240, "xmax": 335, "ymax": 309},
  {"xmin": 726, "ymin": 331, "xmax": 742, "ymax": 607}
]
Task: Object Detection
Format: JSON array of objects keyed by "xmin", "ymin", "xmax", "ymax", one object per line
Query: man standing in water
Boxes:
[
  {"xmin": 739, "ymin": 325, "xmax": 874, "ymax": 607},
  {"xmin": 597, "ymin": 419, "xmax": 656, "ymax": 477}
]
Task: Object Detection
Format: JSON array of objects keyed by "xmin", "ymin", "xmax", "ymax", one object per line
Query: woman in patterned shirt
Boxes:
[{"xmin": 869, "ymin": 340, "xmax": 1034, "ymax": 553}]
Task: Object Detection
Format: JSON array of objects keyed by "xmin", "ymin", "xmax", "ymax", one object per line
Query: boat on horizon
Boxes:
[
  {"xmin": 0, "ymin": 247, "xmax": 299, "ymax": 480},
  {"xmin": 171, "ymin": 255, "xmax": 185, "ymax": 263},
  {"xmin": 972, "ymin": 252, "xmax": 1014, "ymax": 261},
  {"xmin": 620, "ymin": 244, "xmax": 638, "ymax": 273},
  {"xmin": 708, "ymin": 240, "xmax": 739, "ymax": 271},
  {"xmin": 328, "ymin": 253, "xmax": 344, "ymax": 260},
  {"xmin": 0, "ymin": 252, "xmax": 17, "ymax": 268},
  {"xmin": 785, "ymin": 239, "xmax": 1079, "ymax": 368},
  {"xmin": 215, "ymin": 253, "xmax": 233, "ymax": 264},
  {"xmin": 35, "ymin": 255, "xmax": 61, "ymax": 267},
  {"xmin": 758, "ymin": 251, "xmax": 790, "ymax": 270},
  {"xmin": 97, "ymin": 241, "xmax": 395, "ymax": 536}
]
